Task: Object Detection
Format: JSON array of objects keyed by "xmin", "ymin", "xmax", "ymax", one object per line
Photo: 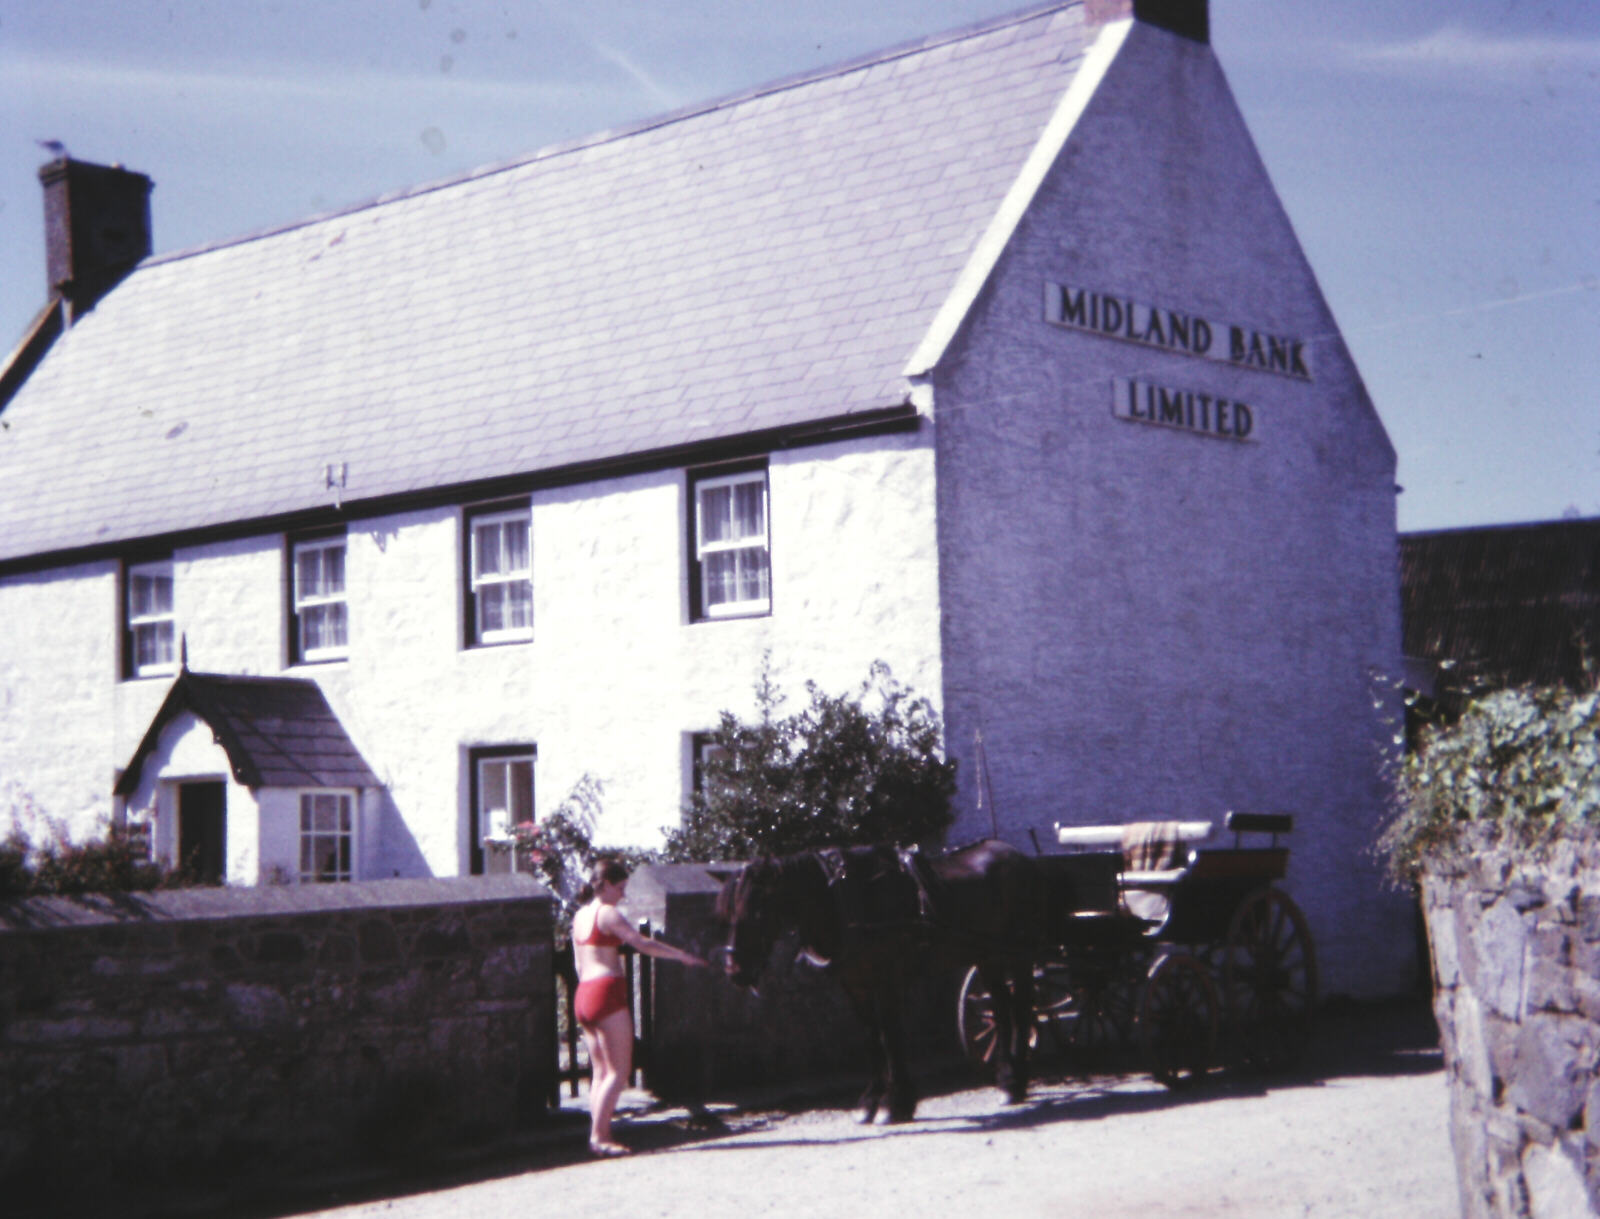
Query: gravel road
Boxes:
[{"xmin": 274, "ymin": 1000, "xmax": 1457, "ymax": 1219}]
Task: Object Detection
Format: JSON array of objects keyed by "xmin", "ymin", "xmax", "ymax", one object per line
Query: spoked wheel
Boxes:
[
  {"xmin": 1032, "ymin": 960, "xmax": 1078, "ymax": 1053},
  {"xmin": 1223, "ymin": 887, "xmax": 1318, "ymax": 1072},
  {"xmin": 1060, "ymin": 969, "xmax": 1138, "ymax": 1059},
  {"xmin": 1136, "ymin": 951, "xmax": 1219, "ymax": 1089},
  {"xmin": 958, "ymin": 965, "xmax": 1048, "ymax": 1063}
]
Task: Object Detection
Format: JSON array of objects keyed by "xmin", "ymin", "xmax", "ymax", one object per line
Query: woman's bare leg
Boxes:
[{"xmin": 588, "ymin": 1008, "xmax": 634, "ymax": 1151}]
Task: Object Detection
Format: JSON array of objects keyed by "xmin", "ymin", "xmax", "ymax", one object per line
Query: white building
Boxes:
[{"xmin": 0, "ymin": 1, "xmax": 1412, "ymax": 995}]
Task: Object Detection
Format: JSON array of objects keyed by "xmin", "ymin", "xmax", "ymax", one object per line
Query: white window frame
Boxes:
[
  {"xmin": 292, "ymin": 535, "xmax": 349, "ymax": 662},
  {"xmin": 694, "ymin": 468, "xmax": 771, "ymax": 619},
  {"xmin": 468, "ymin": 508, "xmax": 533, "ymax": 645},
  {"xmin": 476, "ymin": 750, "xmax": 535, "ymax": 845},
  {"xmin": 127, "ymin": 559, "xmax": 177, "ymax": 678},
  {"xmin": 298, "ymin": 790, "xmax": 355, "ymax": 883}
]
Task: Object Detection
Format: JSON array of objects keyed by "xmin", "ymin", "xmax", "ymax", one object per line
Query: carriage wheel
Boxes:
[
  {"xmin": 1032, "ymin": 961, "xmax": 1078, "ymax": 1053},
  {"xmin": 1060, "ymin": 969, "xmax": 1138, "ymax": 1058},
  {"xmin": 1223, "ymin": 887, "xmax": 1317, "ymax": 1072},
  {"xmin": 957, "ymin": 965, "xmax": 1042, "ymax": 1063},
  {"xmin": 1136, "ymin": 951, "xmax": 1219, "ymax": 1089}
]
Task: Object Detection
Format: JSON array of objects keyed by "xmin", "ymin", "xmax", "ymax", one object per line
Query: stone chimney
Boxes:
[
  {"xmin": 39, "ymin": 156, "xmax": 154, "ymax": 322},
  {"xmin": 1086, "ymin": 0, "xmax": 1209, "ymax": 44}
]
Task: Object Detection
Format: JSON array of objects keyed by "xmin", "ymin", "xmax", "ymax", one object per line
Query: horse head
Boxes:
[{"xmin": 716, "ymin": 856, "xmax": 789, "ymax": 990}]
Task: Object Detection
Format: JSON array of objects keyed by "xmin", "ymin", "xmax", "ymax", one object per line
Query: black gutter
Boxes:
[{"xmin": 0, "ymin": 401, "xmax": 921, "ymax": 578}]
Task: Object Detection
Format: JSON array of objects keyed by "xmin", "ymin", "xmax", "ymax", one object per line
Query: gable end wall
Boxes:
[{"xmin": 931, "ymin": 23, "xmax": 1410, "ymax": 997}]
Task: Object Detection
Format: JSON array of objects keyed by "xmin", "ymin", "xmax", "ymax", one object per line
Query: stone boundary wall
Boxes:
[
  {"xmin": 1423, "ymin": 835, "xmax": 1600, "ymax": 1218},
  {"xmin": 0, "ymin": 875, "xmax": 556, "ymax": 1200}
]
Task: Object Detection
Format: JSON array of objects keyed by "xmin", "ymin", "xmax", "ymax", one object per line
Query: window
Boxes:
[
  {"xmin": 290, "ymin": 534, "xmax": 348, "ymax": 663},
  {"xmin": 690, "ymin": 731, "xmax": 730, "ymax": 797},
  {"xmin": 299, "ymin": 791, "xmax": 354, "ymax": 883},
  {"xmin": 690, "ymin": 465, "xmax": 770, "ymax": 620},
  {"xmin": 465, "ymin": 503, "xmax": 533, "ymax": 645},
  {"xmin": 469, "ymin": 745, "xmax": 535, "ymax": 875},
  {"xmin": 126, "ymin": 559, "xmax": 176, "ymax": 678}
]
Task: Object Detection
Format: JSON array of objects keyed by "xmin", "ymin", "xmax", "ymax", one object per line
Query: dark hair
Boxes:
[{"xmin": 576, "ymin": 857, "xmax": 630, "ymax": 905}]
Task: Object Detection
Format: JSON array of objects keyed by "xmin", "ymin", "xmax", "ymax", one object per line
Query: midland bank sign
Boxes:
[{"xmin": 1045, "ymin": 281, "xmax": 1315, "ymax": 445}]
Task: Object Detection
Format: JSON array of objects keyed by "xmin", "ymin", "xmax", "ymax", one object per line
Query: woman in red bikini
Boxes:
[{"xmin": 572, "ymin": 858, "xmax": 706, "ymax": 1156}]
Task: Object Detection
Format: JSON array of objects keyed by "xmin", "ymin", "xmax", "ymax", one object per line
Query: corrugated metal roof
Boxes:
[
  {"xmin": 1400, "ymin": 517, "xmax": 1600, "ymax": 691},
  {"xmin": 116, "ymin": 671, "xmax": 382, "ymax": 793},
  {"xmin": 0, "ymin": 3, "xmax": 1096, "ymax": 565}
]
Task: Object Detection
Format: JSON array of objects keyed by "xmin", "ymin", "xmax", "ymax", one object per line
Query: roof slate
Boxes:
[
  {"xmin": 0, "ymin": 4, "xmax": 1094, "ymax": 565},
  {"xmin": 1400, "ymin": 518, "xmax": 1600, "ymax": 692},
  {"xmin": 116, "ymin": 671, "xmax": 382, "ymax": 794}
]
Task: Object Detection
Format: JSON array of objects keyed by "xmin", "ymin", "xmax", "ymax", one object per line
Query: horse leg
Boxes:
[
  {"xmin": 1005, "ymin": 959, "xmax": 1035, "ymax": 1105},
  {"xmin": 966, "ymin": 959, "xmax": 1017, "ymax": 1100},
  {"xmin": 843, "ymin": 979, "xmax": 888, "ymax": 1124},
  {"xmin": 874, "ymin": 981, "xmax": 918, "ymax": 1124}
]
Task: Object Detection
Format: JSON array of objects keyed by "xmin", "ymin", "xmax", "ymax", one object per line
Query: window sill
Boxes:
[
  {"xmin": 465, "ymin": 636, "xmax": 534, "ymax": 650},
  {"xmin": 691, "ymin": 606, "xmax": 773, "ymax": 624}
]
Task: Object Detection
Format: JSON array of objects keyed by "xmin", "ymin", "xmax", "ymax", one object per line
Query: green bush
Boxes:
[
  {"xmin": 1382, "ymin": 684, "xmax": 1600, "ymax": 881},
  {"xmin": 664, "ymin": 660, "xmax": 957, "ymax": 862},
  {"xmin": 0, "ymin": 825, "xmax": 172, "ymax": 898}
]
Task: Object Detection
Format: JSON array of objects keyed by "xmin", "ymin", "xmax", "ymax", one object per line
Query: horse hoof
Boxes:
[{"xmin": 856, "ymin": 1107, "xmax": 878, "ymax": 1126}]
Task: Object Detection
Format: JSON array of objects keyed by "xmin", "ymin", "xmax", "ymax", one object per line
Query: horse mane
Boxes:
[{"xmin": 716, "ymin": 852, "xmax": 825, "ymax": 923}]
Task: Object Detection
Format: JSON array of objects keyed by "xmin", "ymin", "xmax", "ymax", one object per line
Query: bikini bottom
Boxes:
[{"xmin": 575, "ymin": 974, "xmax": 629, "ymax": 1025}]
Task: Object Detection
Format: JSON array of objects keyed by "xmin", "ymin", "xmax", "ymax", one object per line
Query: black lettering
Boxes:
[
  {"xmin": 1229, "ymin": 325, "xmax": 1246, "ymax": 363},
  {"xmin": 1144, "ymin": 309, "xmax": 1166, "ymax": 347},
  {"xmin": 1157, "ymin": 386, "xmax": 1185, "ymax": 426},
  {"xmin": 1060, "ymin": 286, "xmax": 1089, "ymax": 327},
  {"xmin": 1215, "ymin": 400, "xmax": 1230, "ymax": 433},
  {"xmin": 1249, "ymin": 332, "xmax": 1267, "ymax": 367},
  {"xmin": 1122, "ymin": 298, "xmax": 1139, "ymax": 340},
  {"xmin": 1197, "ymin": 393, "xmax": 1212, "ymax": 431},
  {"xmin": 1268, "ymin": 335, "xmax": 1288, "ymax": 373},
  {"xmin": 1102, "ymin": 297, "xmax": 1122, "ymax": 334},
  {"xmin": 1234, "ymin": 403, "xmax": 1253, "ymax": 438},
  {"xmin": 1194, "ymin": 318, "xmax": 1212, "ymax": 355},
  {"xmin": 1290, "ymin": 343, "xmax": 1309, "ymax": 378},
  {"xmin": 1167, "ymin": 312, "xmax": 1188, "ymax": 351}
]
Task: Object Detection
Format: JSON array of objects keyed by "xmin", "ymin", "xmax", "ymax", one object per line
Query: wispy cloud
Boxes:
[
  {"xmin": 1, "ymin": 51, "xmax": 589, "ymax": 109},
  {"xmin": 591, "ymin": 42, "xmax": 683, "ymax": 111},
  {"xmin": 1343, "ymin": 27, "xmax": 1600, "ymax": 76}
]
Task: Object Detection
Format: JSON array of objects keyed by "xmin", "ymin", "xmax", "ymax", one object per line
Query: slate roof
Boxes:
[
  {"xmin": 115, "ymin": 671, "xmax": 382, "ymax": 794},
  {"xmin": 0, "ymin": 3, "xmax": 1101, "ymax": 566},
  {"xmin": 1400, "ymin": 517, "xmax": 1600, "ymax": 692}
]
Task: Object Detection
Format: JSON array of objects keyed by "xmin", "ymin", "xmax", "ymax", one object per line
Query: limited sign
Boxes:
[
  {"xmin": 1046, "ymin": 282, "xmax": 1311, "ymax": 380},
  {"xmin": 1113, "ymin": 377, "xmax": 1258, "ymax": 442}
]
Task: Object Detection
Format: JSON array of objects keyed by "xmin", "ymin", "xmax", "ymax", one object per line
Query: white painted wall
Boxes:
[
  {"xmin": 929, "ymin": 22, "xmax": 1410, "ymax": 996},
  {"xmin": 0, "ymin": 429, "xmax": 944, "ymax": 878}
]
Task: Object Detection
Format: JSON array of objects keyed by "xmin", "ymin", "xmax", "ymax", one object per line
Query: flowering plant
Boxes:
[{"xmin": 501, "ymin": 776, "xmax": 606, "ymax": 903}]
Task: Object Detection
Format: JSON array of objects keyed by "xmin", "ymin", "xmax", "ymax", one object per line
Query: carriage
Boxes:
[{"xmin": 956, "ymin": 812, "xmax": 1317, "ymax": 1088}]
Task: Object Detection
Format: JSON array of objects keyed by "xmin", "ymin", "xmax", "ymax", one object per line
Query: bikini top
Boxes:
[{"xmin": 576, "ymin": 910, "xmax": 623, "ymax": 949}]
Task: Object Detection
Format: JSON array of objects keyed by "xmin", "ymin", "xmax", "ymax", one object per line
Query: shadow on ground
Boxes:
[{"xmin": 31, "ymin": 997, "xmax": 1438, "ymax": 1219}]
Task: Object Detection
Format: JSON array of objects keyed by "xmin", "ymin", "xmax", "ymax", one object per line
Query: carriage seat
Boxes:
[{"xmin": 1054, "ymin": 819, "xmax": 1215, "ymax": 927}]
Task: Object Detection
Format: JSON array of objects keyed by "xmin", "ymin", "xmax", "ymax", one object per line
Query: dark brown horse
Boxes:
[{"xmin": 717, "ymin": 838, "xmax": 1053, "ymax": 1123}]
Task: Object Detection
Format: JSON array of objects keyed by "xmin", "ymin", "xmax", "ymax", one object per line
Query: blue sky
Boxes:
[{"xmin": 2, "ymin": 1, "xmax": 1596, "ymax": 532}]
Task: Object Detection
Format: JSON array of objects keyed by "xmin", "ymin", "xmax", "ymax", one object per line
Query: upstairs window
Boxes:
[
  {"xmin": 290, "ymin": 534, "xmax": 348, "ymax": 663},
  {"xmin": 690, "ymin": 465, "xmax": 770, "ymax": 620},
  {"xmin": 466, "ymin": 504, "xmax": 533, "ymax": 646},
  {"xmin": 126, "ymin": 559, "xmax": 176, "ymax": 678},
  {"xmin": 299, "ymin": 791, "xmax": 354, "ymax": 883}
]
